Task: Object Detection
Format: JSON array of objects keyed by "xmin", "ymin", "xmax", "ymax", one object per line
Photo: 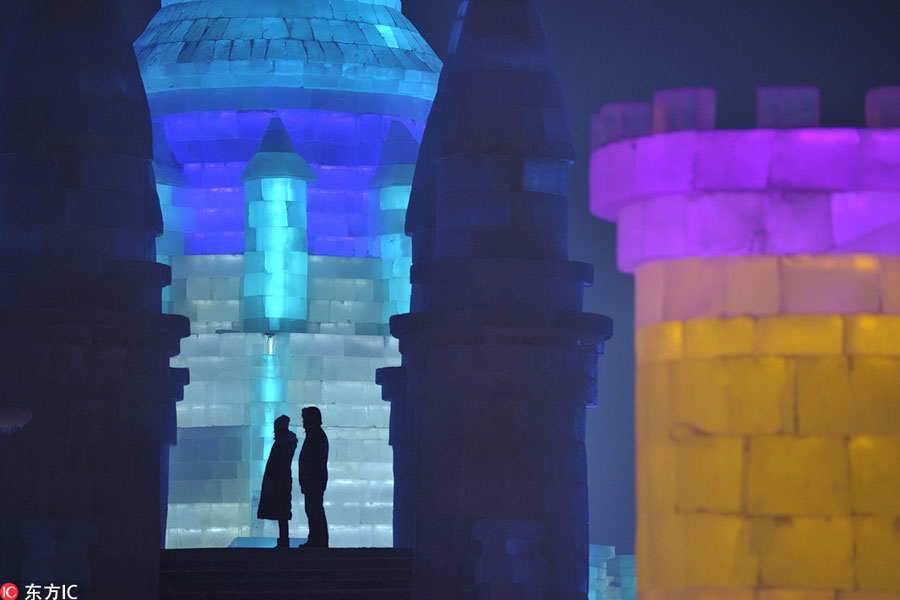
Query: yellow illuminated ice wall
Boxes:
[{"xmin": 590, "ymin": 87, "xmax": 900, "ymax": 598}]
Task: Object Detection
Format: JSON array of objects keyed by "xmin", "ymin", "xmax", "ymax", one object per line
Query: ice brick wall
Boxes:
[
  {"xmin": 135, "ymin": 0, "xmax": 440, "ymax": 548},
  {"xmin": 591, "ymin": 87, "xmax": 900, "ymax": 597},
  {"xmin": 166, "ymin": 332, "xmax": 398, "ymax": 548}
]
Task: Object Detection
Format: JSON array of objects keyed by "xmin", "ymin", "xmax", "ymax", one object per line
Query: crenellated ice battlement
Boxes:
[
  {"xmin": 590, "ymin": 87, "xmax": 900, "ymax": 272},
  {"xmin": 592, "ymin": 86, "xmax": 900, "ymax": 149}
]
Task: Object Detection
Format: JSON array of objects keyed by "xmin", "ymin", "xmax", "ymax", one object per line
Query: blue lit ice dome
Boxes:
[{"xmin": 134, "ymin": 0, "xmax": 440, "ymax": 548}]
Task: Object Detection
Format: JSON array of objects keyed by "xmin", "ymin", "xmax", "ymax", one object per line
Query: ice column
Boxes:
[
  {"xmin": 590, "ymin": 86, "xmax": 900, "ymax": 597},
  {"xmin": 385, "ymin": 1, "xmax": 613, "ymax": 598},
  {"xmin": 0, "ymin": 0, "xmax": 189, "ymax": 596}
]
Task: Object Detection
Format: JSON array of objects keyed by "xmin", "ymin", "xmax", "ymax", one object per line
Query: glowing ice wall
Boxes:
[
  {"xmin": 590, "ymin": 87, "xmax": 900, "ymax": 597},
  {"xmin": 135, "ymin": 0, "xmax": 441, "ymax": 547}
]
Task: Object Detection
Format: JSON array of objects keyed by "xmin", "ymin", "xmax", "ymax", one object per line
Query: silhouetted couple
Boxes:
[{"xmin": 257, "ymin": 407, "xmax": 329, "ymax": 549}]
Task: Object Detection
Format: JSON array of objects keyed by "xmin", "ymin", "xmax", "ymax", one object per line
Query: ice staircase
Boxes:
[{"xmin": 159, "ymin": 548, "xmax": 413, "ymax": 599}]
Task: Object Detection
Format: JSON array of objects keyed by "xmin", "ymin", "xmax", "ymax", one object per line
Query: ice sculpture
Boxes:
[
  {"xmin": 591, "ymin": 86, "xmax": 900, "ymax": 596},
  {"xmin": 133, "ymin": 0, "xmax": 441, "ymax": 547},
  {"xmin": 241, "ymin": 117, "xmax": 316, "ymax": 332},
  {"xmin": 0, "ymin": 0, "xmax": 189, "ymax": 596},
  {"xmin": 381, "ymin": 0, "xmax": 613, "ymax": 597}
]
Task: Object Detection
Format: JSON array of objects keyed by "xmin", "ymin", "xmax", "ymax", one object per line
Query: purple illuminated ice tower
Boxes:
[{"xmin": 591, "ymin": 86, "xmax": 900, "ymax": 596}]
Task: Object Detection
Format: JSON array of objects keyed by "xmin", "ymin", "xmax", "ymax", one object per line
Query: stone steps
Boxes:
[{"xmin": 160, "ymin": 548, "xmax": 412, "ymax": 600}]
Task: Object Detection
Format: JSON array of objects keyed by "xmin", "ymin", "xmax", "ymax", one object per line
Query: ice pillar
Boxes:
[
  {"xmin": 386, "ymin": 1, "xmax": 613, "ymax": 598},
  {"xmin": 379, "ymin": 2, "xmax": 468, "ymax": 549},
  {"xmin": 0, "ymin": 0, "xmax": 189, "ymax": 596},
  {"xmin": 590, "ymin": 86, "xmax": 900, "ymax": 597}
]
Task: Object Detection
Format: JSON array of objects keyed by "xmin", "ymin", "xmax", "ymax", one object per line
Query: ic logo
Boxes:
[{"xmin": 0, "ymin": 583, "xmax": 17, "ymax": 600}]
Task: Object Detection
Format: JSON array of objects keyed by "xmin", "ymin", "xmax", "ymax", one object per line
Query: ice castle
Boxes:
[{"xmin": 133, "ymin": 0, "xmax": 441, "ymax": 548}]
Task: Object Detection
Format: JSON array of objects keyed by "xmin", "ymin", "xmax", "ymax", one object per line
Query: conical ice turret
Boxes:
[
  {"xmin": 0, "ymin": 0, "xmax": 188, "ymax": 596},
  {"xmin": 405, "ymin": 0, "xmax": 469, "ymax": 265},
  {"xmin": 241, "ymin": 116, "xmax": 316, "ymax": 333},
  {"xmin": 382, "ymin": 1, "xmax": 613, "ymax": 598}
]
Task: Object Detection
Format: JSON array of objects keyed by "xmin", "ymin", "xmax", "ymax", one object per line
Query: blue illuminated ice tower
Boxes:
[
  {"xmin": 134, "ymin": 0, "xmax": 441, "ymax": 547},
  {"xmin": 381, "ymin": 0, "xmax": 613, "ymax": 598}
]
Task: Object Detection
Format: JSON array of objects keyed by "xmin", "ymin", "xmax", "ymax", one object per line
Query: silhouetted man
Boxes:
[
  {"xmin": 257, "ymin": 414, "xmax": 297, "ymax": 548},
  {"xmin": 298, "ymin": 406, "xmax": 328, "ymax": 548}
]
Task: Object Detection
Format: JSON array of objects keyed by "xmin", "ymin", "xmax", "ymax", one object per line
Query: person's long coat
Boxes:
[{"xmin": 257, "ymin": 429, "xmax": 298, "ymax": 520}]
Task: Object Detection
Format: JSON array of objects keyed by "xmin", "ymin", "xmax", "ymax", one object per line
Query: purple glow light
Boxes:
[{"xmin": 592, "ymin": 128, "xmax": 900, "ymax": 271}]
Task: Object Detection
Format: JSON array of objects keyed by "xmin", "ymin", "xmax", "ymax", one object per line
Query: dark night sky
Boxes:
[{"xmin": 3, "ymin": 0, "xmax": 900, "ymax": 554}]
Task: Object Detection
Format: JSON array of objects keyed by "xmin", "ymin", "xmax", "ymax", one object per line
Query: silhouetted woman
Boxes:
[{"xmin": 257, "ymin": 414, "xmax": 297, "ymax": 548}]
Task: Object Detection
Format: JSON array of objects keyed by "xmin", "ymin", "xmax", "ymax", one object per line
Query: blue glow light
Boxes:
[
  {"xmin": 243, "ymin": 170, "xmax": 310, "ymax": 332},
  {"xmin": 160, "ymin": 110, "xmax": 422, "ymax": 258}
]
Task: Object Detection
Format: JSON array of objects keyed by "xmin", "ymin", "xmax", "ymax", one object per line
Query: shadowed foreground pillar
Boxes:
[
  {"xmin": 590, "ymin": 87, "xmax": 900, "ymax": 598},
  {"xmin": 0, "ymin": 0, "xmax": 189, "ymax": 596},
  {"xmin": 384, "ymin": 1, "xmax": 613, "ymax": 598}
]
